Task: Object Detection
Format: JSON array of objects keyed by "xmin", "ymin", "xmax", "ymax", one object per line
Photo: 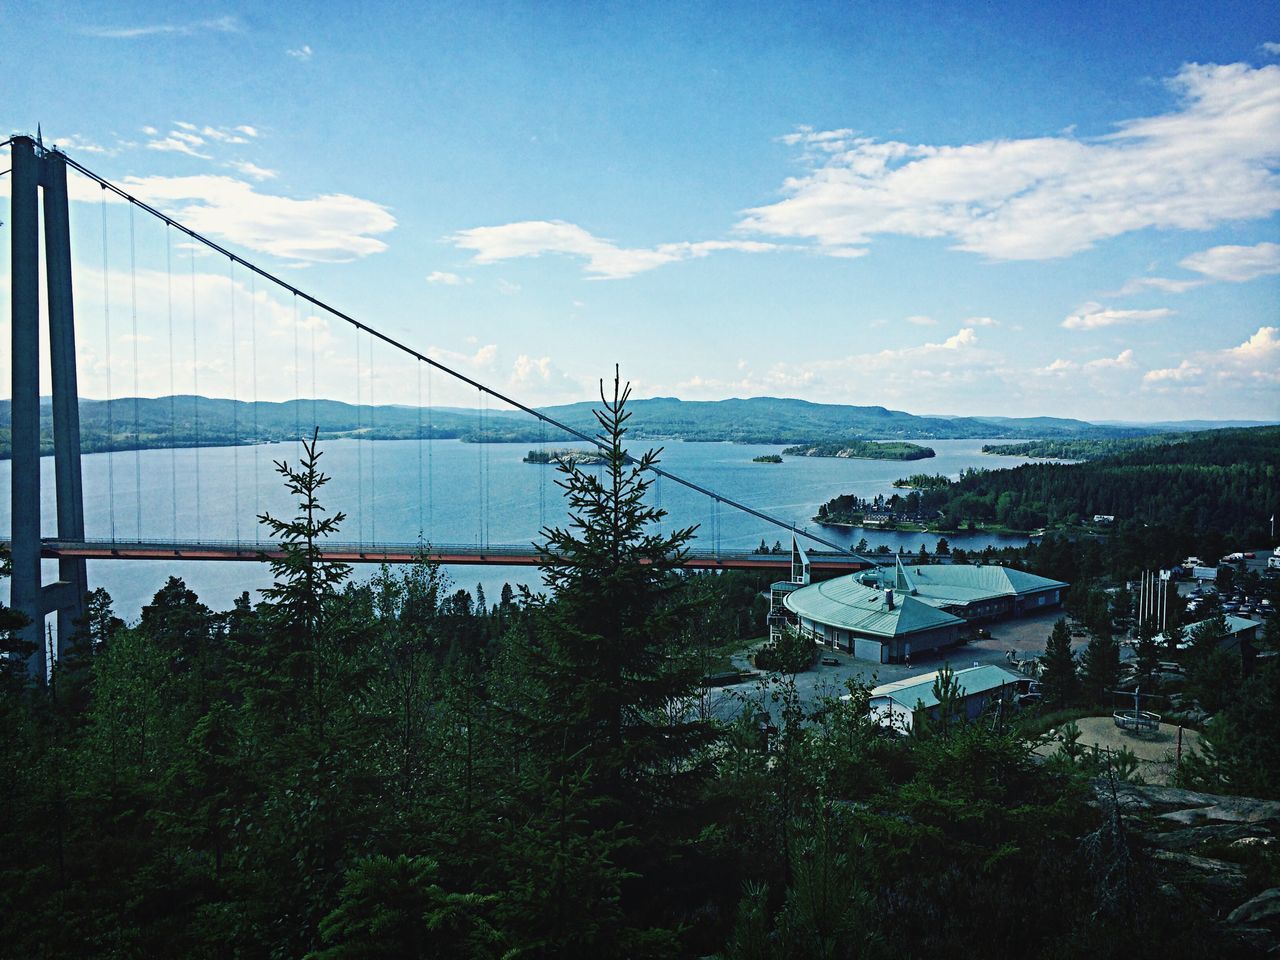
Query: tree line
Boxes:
[{"xmin": 0, "ymin": 382, "xmax": 1270, "ymax": 958}]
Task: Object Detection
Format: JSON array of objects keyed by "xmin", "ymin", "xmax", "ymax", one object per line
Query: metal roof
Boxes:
[
  {"xmin": 870, "ymin": 664, "xmax": 1022, "ymax": 710},
  {"xmin": 875, "ymin": 562, "xmax": 1067, "ymax": 608},
  {"xmin": 783, "ymin": 576, "xmax": 964, "ymax": 638}
]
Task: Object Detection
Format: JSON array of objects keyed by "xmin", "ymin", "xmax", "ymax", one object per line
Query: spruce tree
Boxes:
[
  {"xmin": 497, "ymin": 369, "xmax": 707, "ymax": 953},
  {"xmin": 1081, "ymin": 634, "xmax": 1120, "ymax": 706},
  {"xmin": 1039, "ymin": 618, "xmax": 1078, "ymax": 706}
]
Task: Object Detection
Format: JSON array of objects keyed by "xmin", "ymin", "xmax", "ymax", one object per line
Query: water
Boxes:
[{"xmin": 0, "ymin": 437, "xmax": 1037, "ymax": 619}]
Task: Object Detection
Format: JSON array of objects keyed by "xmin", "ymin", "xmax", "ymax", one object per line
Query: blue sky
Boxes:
[{"xmin": 2, "ymin": 1, "xmax": 1278, "ymax": 421}]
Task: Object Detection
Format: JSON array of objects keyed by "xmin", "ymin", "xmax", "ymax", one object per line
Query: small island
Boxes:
[
  {"xmin": 892, "ymin": 472, "xmax": 953, "ymax": 490},
  {"xmin": 523, "ymin": 448, "xmax": 608, "ymax": 466},
  {"xmin": 781, "ymin": 440, "xmax": 935, "ymax": 461},
  {"xmin": 751, "ymin": 454, "xmax": 783, "ymax": 463}
]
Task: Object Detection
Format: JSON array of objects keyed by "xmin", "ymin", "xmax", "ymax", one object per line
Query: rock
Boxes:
[
  {"xmin": 1147, "ymin": 823, "xmax": 1272, "ymax": 851},
  {"xmin": 1160, "ymin": 796, "xmax": 1280, "ymax": 826},
  {"xmin": 1096, "ymin": 782, "xmax": 1280, "ymax": 826},
  {"xmin": 1228, "ymin": 888, "xmax": 1280, "ymax": 926},
  {"xmin": 1150, "ymin": 850, "xmax": 1247, "ymax": 895}
]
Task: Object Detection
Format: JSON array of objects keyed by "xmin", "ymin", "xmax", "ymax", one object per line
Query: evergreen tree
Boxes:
[
  {"xmin": 1080, "ymin": 634, "xmax": 1120, "ymax": 705},
  {"xmin": 497, "ymin": 370, "xmax": 706, "ymax": 954},
  {"xmin": 1039, "ymin": 618, "xmax": 1078, "ymax": 706},
  {"xmin": 1133, "ymin": 617, "xmax": 1160, "ymax": 687}
]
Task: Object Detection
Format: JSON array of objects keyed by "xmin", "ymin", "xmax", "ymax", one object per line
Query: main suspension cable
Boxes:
[{"xmin": 62, "ymin": 153, "xmax": 865, "ymax": 559}]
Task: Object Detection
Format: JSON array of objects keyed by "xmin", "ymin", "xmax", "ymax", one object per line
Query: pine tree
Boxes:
[{"xmin": 1040, "ymin": 618, "xmax": 1078, "ymax": 706}]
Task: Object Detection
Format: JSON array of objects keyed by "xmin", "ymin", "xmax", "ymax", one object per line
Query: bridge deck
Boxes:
[{"xmin": 11, "ymin": 539, "xmax": 873, "ymax": 573}]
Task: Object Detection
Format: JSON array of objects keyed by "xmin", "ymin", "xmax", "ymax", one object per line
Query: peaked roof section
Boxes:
[
  {"xmin": 784, "ymin": 576, "xmax": 964, "ymax": 638},
  {"xmin": 883, "ymin": 563, "xmax": 1067, "ymax": 608},
  {"xmin": 870, "ymin": 664, "xmax": 1022, "ymax": 710}
]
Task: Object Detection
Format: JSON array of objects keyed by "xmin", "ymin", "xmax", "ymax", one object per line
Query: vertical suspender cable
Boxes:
[
  {"xmin": 368, "ymin": 332, "xmax": 376, "ymax": 544},
  {"xmin": 293, "ymin": 295, "xmax": 301, "ymax": 455},
  {"xmin": 229, "ymin": 258, "xmax": 240, "ymax": 543},
  {"xmin": 166, "ymin": 224, "xmax": 177, "ymax": 541},
  {"xmin": 100, "ymin": 189, "xmax": 116, "ymax": 542},
  {"xmin": 427, "ymin": 364, "xmax": 433, "ymax": 538},
  {"xmin": 477, "ymin": 388, "xmax": 484, "ymax": 549},
  {"xmin": 190, "ymin": 243, "xmax": 201, "ymax": 542},
  {"xmin": 129, "ymin": 205, "xmax": 142, "ymax": 540},
  {"xmin": 250, "ymin": 272, "xmax": 259, "ymax": 541},
  {"xmin": 538, "ymin": 417, "xmax": 546, "ymax": 532},
  {"xmin": 354, "ymin": 323, "xmax": 364, "ymax": 546},
  {"xmin": 416, "ymin": 361, "xmax": 424, "ymax": 538},
  {"xmin": 310, "ymin": 316, "xmax": 317, "ymax": 436}
]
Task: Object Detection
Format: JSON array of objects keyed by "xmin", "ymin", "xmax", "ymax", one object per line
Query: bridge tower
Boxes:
[{"xmin": 8, "ymin": 135, "xmax": 88, "ymax": 678}]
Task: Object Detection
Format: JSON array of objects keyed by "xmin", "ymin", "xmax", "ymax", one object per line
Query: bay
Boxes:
[{"xmin": 0, "ymin": 437, "xmax": 1038, "ymax": 620}]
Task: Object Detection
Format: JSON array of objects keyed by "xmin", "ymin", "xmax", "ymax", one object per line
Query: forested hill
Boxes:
[
  {"xmin": 919, "ymin": 425, "xmax": 1280, "ymax": 540},
  {"xmin": 982, "ymin": 432, "xmax": 1197, "ymax": 461},
  {"xmin": 0, "ymin": 394, "xmax": 1256, "ymax": 458},
  {"xmin": 533, "ymin": 396, "xmax": 1155, "ymax": 444}
]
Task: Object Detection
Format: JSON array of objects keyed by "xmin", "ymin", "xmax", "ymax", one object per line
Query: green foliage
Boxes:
[
  {"xmin": 1081, "ymin": 634, "xmax": 1120, "ymax": 705},
  {"xmin": 1040, "ymin": 618, "xmax": 1079, "ymax": 707},
  {"xmin": 781, "ymin": 440, "xmax": 935, "ymax": 461},
  {"xmin": 310, "ymin": 855, "xmax": 498, "ymax": 959},
  {"xmin": 755, "ymin": 629, "xmax": 817, "ymax": 674}
]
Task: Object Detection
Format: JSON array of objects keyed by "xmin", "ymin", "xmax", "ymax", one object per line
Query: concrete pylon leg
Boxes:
[{"xmin": 10, "ymin": 137, "xmax": 44, "ymax": 678}]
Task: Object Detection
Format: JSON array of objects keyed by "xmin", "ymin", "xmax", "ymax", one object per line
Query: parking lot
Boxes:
[{"xmin": 709, "ymin": 608, "xmax": 1072, "ymax": 721}]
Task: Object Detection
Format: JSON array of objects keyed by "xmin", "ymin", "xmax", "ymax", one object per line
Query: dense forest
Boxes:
[
  {"xmin": 927, "ymin": 426, "xmax": 1279, "ymax": 542},
  {"xmin": 980, "ymin": 431, "xmax": 1203, "ymax": 461},
  {"xmin": 779, "ymin": 440, "xmax": 935, "ymax": 460},
  {"xmin": 2, "ymin": 387, "xmax": 1276, "ymax": 957},
  {"xmin": 815, "ymin": 426, "xmax": 1278, "ymax": 546}
]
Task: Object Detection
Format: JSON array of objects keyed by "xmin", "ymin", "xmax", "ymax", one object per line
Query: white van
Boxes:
[{"xmin": 1269, "ymin": 555, "xmax": 1280, "ymax": 570}]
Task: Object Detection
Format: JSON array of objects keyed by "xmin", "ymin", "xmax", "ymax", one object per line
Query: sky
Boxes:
[{"xmin": 1, "ymin": 0, "xmax": 1278, "ymax": 422}]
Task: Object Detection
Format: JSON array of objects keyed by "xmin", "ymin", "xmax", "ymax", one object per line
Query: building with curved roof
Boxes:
[{"xmin": 775, "ymin": 554, "xmax": 1067, "ymax": 664}]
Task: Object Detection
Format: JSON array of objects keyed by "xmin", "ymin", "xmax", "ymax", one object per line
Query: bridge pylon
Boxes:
[{"xmin": 8, "ymin": 135, "xmax": 88, "ymax": 679}]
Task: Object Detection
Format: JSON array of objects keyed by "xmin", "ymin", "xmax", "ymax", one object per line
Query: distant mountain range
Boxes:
[{"xmin": 0, "ymin": 394, "xmax": 1272, "ymax": 458}]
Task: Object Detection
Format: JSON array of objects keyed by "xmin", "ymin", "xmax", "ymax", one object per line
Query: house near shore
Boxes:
[{"xmin": 770, "ymin": 552, "xmax": 1067, "ymax": 664}]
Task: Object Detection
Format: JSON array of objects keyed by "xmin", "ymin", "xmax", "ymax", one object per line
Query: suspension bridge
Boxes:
[{"xmin": 2, "ymin": 134, "xmax": 874, "ymax": 677}]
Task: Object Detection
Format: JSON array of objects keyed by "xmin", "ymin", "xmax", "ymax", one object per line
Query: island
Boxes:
[
  {"xmin": 781, "ymin": 440, "xmax": 935, "ymax": 461},
  {"xmin": 892, "ymin": 472, "xmax": 953, "ymax": 490},
  {"xmin": 751, "ymin": 454, "xmax": 783, "ymax": 463},
  {"xmin": 523, "ymin": 448, "xmax": 607, "ymax": 466}
]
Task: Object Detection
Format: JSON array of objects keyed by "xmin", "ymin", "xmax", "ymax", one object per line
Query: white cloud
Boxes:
[
  {"xmin": 739, "ymin": 61, "xmax": 1280, "ymax": 261},
  {"xmin": 287, "ymin": 45, "xmax": 314, "ymax": 61},
  {"xmin": 451, "ymin": 219, "xmax": 777, "ymax": 279},
  {"xmin": 964, "ymin": 316, "xmax": 999, "ymax": 326},
  {"xmin": 1109, "ymin": 275, "xmax": 1205, "ymax": 296},
  {"xmin": 1262, "ymin": 41, "xmax": 1280, "ymax": 55},
  {"xmin": 906, "ymin": 314, "xmax": 936, "ymax": 326},
  {"xmin": 427, "ymin": 271, "xmax": 468, "ymax": 285},
  {"xmin": 226, "ymin": 160, "xmax": 277, "ymax": 180},
  {"xmin": 97, "ymin": 174, "xmax": 396, "ymax": 263},
  {"xmin": 1144, "ymin": 326, "xmax": 1280, "ymax": 389},
  {"xmin": 1179, "ymin": 241, "xmax": 1280, "ymax": 282},
  {"xmin": 1144, "ymin": 360, "xmax": 1203, "ymax": 384},
  {"xmin": 1062, "ymin": 301, "xmax": 1174, "ymax": 330},
  {"xmin": 497, "ymin": 279, "xmax": 522, "ymax": 295},
  {"xmin": 82, "ymin": 16, "xmax": 240, "ymax": 39},
  {"xmin": 146, "ymin": 136, "xmax": 211, "ymax": 159},
  {"xmin": 1085, "ymin": 348, "xmax": 1136, "ymax": 370}
]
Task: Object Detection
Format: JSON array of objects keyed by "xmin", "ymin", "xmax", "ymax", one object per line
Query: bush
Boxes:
[{"xmin": 755, "ymin": 630, "xmax": 817, "ymax": 673}]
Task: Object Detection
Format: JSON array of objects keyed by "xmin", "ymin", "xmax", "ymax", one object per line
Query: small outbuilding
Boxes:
[{"xmin": 868, "ymin": 663, "xmax": 1024, "ymax": 734}]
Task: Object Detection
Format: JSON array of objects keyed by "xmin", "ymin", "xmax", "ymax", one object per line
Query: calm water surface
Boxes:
[{"xmin": 0, "ymin": 437, "xmax": 1039, "ymax": 619}]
